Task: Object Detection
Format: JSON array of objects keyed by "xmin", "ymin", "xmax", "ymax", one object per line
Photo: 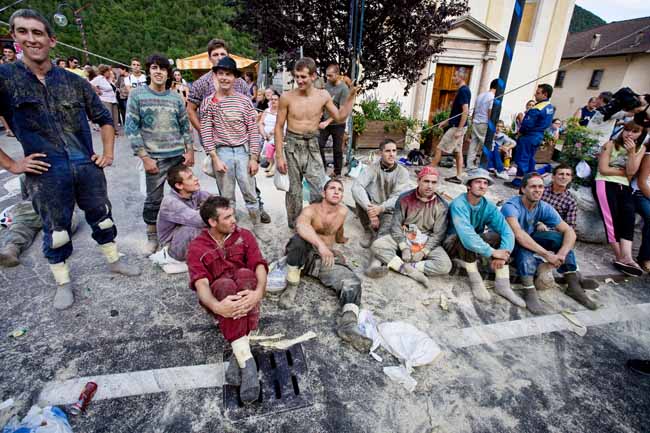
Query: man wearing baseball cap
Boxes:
[
  {"xmin": 443, "ymin": 168, "xmax": 525, "ymax": 307},
  {"xmin": 369, "ymin": 166, "xmax": 452, "ymax": 285}
]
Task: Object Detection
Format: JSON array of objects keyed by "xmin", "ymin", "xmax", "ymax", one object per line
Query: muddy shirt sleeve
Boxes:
[
  {"xmin": 390, "ymin": 193, "xmax": 408, "ymax": 247},
  {"xmin": 80, "ymin": 77, "xmax": 113, "ymax": 127}
]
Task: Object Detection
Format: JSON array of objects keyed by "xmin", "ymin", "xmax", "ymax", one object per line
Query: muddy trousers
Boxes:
[
  {"xmin": 284, "ymin": 131, "xmax": 327, "ymax": 228},
  {"xmin": 371, "ymin": 234, "xmax": 452, "ymax": 275},
  {"xmin": 285, "ymin": 235, "xmax": 361, "ymax": 307},
  {"xmin": 0, "ymin": 201, "xmax": 42, "ymax": 255},
  {"xmin": 25, "ymin": 159, "xmax": 117, "ymax": 264},
  {"xmin": 355, "ymin": 203, "xmax": 393, "ymax": 237},
  {"xmin": 443, "ymin": 232, "xmax": 502, "ymax": 263},
  {"xmin": 144, "ymin": 155, "xmax": 185, "ymax": 225},
  {"xmin": 209, "ymin": 268, "xmax": 259, "ymax": 342},
  {"xmin": 512, "ymin": 231, "xmax": 577, "ymax": 277}
]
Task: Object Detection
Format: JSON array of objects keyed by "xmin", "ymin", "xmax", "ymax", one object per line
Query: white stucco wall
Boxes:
[{"xmin": 370, "ymin": 0, "xmax": 573, "ymax": 127}]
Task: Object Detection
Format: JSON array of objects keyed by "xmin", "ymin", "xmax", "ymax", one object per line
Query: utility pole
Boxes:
[
  {"xmin": 346, "ymin": 0, "xmax": 365, "ymax": 168},
  {"xmin": 483, "ymin": 0, "xmax": 526, "ymax": 156}
]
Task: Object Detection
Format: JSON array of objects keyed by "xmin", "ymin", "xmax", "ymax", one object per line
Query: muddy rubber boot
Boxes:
[
  {"xmin": 398, "ymin": 263, "xmax": 429, "ymax": 287},
  {"xmin": 279, "ymin": 265, "xmax": 300, "ymax": 309},
  {"xmin": 467, "ymin": 271, "xmax": 491, "ymax": 302},
  {"xmin": 109, "ymin": 258, "xmax": 141, "ymax": 277},
  {"xmin": 225, "ymin": 354, "xmax": 241, "ymax": 385},
  {"xmin": 53, "ymin": 283, "xmax": 74, "ymax": 310},
  {"xmin": 144, "ymin": 224, "xmax": 158, "ymax": 256},
  {"xmin": 365, "ymin": 257, "xmax": 388, "ymax": 278},
  {"xmin": 579, "ymin": 272, "xmax": 599, "ymax": 290},
  {"xmin": 565, "ymin": 272, "xmax": 598, "ymax": 310},
  {"xmin": 523, "ymin": 285, "xmax": 548, "ymax": 316},
  {"xmin": 534, "ymin": 262, "xmax": 556, "ymax": 291},
  {"xmin": 337, "ymin": 310, "xmax": 372, "ymax": 353},
  {"xmin": 360, "ymin": 229, "xmax": 374, "ymax": 248},
  {"xmin": 0, "ymin": 244, "xmax": 20, "ymax": 267},
  {"xmin": 259, "ymin": 208, "xmax": 271, "ymax": 224},
  {"xmin": 239, "ymin": 357, "xmax": 260, "ymax": 404},
  {"xmin": 495, "ymin": 278, "xmax": 526, "ymax": 308},
  {"xmin": 249, "ymin": 210, "xmax": 271, "ymax": 242}
]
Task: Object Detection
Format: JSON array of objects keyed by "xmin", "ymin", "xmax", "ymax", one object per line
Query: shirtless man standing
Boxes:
[
  {"xmin": 280, "ymin": 179, "xmax": 371, "ymax": 353},
  {"xmin": 275, "ymin": 57, "xmax": 357, "ymax": 228}
]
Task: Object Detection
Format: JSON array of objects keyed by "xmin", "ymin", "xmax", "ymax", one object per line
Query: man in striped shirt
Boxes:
[
  {"xmin": 200, "ymin": 56, "xmax": 270, "ymax": 242},
  {"xmin": 188, "ymin": 38, "xmax": 270, "ymax": 224}
]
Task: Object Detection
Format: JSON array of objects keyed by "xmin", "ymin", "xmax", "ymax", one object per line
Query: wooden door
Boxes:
[{"xmin": 428, "ymin": 64, "xmax": 473, "ymax": 124}]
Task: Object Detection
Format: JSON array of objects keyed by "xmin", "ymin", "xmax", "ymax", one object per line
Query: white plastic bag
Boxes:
[
  {"xmin": 348, "ymin": 162, "xmax": 365, "ymax": 178},
  {"xmin": 267, "ymin": 256, "xmax": 288, "ymax": 293},
  {"xmin": 136, "ymin": 159, "xmax": 147, "ymax": 197},
  {"xmin": 2, "ymin": 405, "xmax": 73, "ymax": 433},
  {"xmin": 575, "ymin": 160, "xmax": 591, "ymax": 179},
  {"xmin": 274, "ymin": 170, "xmax": 290, "ymax": 192},
  {"xmin": 202, "ymin": 155, "xmax": 216, "ymax": 178},
  {"xmin": 377, "ymin": 322, "xmax": 442, "ymax": 392}
]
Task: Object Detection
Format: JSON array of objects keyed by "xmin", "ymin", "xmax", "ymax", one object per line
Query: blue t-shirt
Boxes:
[
  {"xmin": 501, "ymin": 196, "xmax": 562, "ymax": 235},
  {"xmin": 449, "ymin": 85, "xmax": 471, "ymax": 127}
]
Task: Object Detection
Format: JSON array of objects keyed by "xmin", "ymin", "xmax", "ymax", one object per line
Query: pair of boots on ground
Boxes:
[
  {"xmin": 50, "ymin": 242, "xmax": 140, "ymax": 310},
  {"xmin": 277, "ymin": 263, "xmax": 373, "ymax": 354}
]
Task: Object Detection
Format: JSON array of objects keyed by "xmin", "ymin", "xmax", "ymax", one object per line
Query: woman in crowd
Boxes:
[
  {"xmin": 633, "ymin": 141, "xmax": 650, "ymax": 273},
  {"xmin": 90, "ymin": 64, "xmax": 119, "ymax": 134},
  {"xmin": 593, "ymin": 120, "xmax": 647, "ymax": 276},
  {"xmin": 244, "ymin": 71, "xmax": 257, "ymax": 102},
  {"xmin": 515, "ymin": 99, "xmax": 536, "ymax": 133},
  {"xmin": 257, "ymin": 89, "xmax": 280, "ymax": 176},
  {"xmin": 547, "ymin": 118, "xmax": 562, "ymax": 142},
  {"xmin": 574, "ymin": 96, "xmax": 598, "ymax": 127},
  {"xmin": 171, "ymin": 69, "xmax": 189, "ymax": 106}
]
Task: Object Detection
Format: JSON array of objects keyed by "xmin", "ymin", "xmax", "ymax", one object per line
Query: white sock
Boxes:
[
  {"xmin": 342, "ymin": 303, "xmax": 359, "ymax": 317},
  {"xmin": 231, "ymin": 336, "xmax": 253, "ymax": 368},
  {"xmin": 495, "ymin": 266, "xmax": 510, "ymax": 280},
  {"xmin": 464, "ymin": 261, "xmax": 479, "ymax": 274},
  {"xmin": 49, "ymin": 261, "xmax": 71, "ymax": 285},
  {"xmin": 99, "ymin": 242, "xmax": 119, "ymax": 264}
]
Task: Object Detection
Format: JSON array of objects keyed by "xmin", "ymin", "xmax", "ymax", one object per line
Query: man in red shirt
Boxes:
[{"xmin": 187, "ymin": 196, "xmax": 268, "ymax": 404}]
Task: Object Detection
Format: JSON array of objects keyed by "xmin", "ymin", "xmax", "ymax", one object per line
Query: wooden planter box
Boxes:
[
  {"xmin": 535, "ymin": 142, "xmax": 556, "ymax": 163},
  {"xmin": 354, "ymin": 121, "xmax": 406, "ymax": 149}
]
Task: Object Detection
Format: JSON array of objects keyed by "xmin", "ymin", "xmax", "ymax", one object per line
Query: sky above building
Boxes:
[{"xmin": 576, "ymin": 0, "xmax": 649, "ymax": 23}]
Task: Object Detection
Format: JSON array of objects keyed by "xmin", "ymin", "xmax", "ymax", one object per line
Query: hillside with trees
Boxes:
[
  {"xmin": 1, "ymin": 0, "xmax": 256, "ymax": 65},
  {"xmin": 569, "ymin": 5, "xmax": 606, "ymax": 33}
]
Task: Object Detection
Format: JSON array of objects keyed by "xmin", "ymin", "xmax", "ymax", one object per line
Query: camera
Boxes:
[{"xmin": 598, "ymin": 87, "xmax": 649, "ymax": 121}]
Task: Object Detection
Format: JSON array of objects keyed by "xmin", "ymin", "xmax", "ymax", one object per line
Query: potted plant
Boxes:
[{"xmin": 353, "ymin": 99, "xmax": 416, "ymax": 149}]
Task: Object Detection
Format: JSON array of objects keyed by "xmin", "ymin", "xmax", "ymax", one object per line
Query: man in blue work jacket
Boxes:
[
  {"xmin": 0, "ymin": 9, "xmax": 140, "ymax": 310},
  {"xmin": 508, "ymin": 84, "xmax": 555, "ymax": 188}
]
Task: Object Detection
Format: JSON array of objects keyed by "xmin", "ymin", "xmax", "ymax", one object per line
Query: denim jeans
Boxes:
[
  {"xmin": 215, "ymin": 146, "xmax": 258, "ymax": 211},
  {"xmin": 634, "ymin": 191, "xmax": 650, "ymax": 261},
  {"xmin": 25, "ymin": 159, "xmax": 117, "ymax": 264},
  {"xmin": 512, "ymin": 231, "xmax": 577, "ymax": 277},
  {"xmin": 144, "ymin": 155, "xmax": 185, "ymax": 225},
  {"xmin": 482, "ymin": 144, "xmax": 504, "ymax": 172}
]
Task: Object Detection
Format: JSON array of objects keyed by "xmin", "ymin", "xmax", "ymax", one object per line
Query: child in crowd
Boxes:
[{"xmin": 482, "ymin": 120, "xmax": 515, "ymax": 179}]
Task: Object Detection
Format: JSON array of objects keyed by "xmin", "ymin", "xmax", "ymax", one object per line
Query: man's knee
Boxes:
[
  {"xmin": 211, "ymin": 277, "xmax": 237, "ymax": 299},
  {"xmin": 234, "ymin": 268, "xmax": 257, "ymax": 290},
  {"xmin": 286, "ymin": 235, "xmax": 310, "ymax": 266}
]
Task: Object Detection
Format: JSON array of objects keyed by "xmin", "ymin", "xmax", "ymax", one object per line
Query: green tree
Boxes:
[
  {"xmin": 233, "ymin": 0, "xmax": 468, "ymax": 93},
  {"xmin": 2, "ymin": 0, "xmax": 256, "ymax": 65}
]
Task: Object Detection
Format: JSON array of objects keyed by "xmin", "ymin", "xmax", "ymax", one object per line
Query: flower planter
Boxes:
[
  {"xmin": 535, "ymin": 142, "xmax": 556, "ymax": 163},
  {"xmin": 354, "ymin": 121, "xmax": 406, "ymax": 149}
]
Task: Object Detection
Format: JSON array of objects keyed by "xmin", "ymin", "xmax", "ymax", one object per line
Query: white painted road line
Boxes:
[
  {"xmin": 38, "ymin": 362, "xmax": 226, "ymax": 407},
  {"xmin": 447, "ymin": 303, "xmax": 650, "ymax": 348},
  {"xmin": 37, "ymin": 303, "xmax": 650, "ymax": 406}
]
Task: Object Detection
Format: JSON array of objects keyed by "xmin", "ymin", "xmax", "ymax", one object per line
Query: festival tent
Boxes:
[{"xmin": 175, "ymin": 52, "xmax": 258, "ymax": 79}]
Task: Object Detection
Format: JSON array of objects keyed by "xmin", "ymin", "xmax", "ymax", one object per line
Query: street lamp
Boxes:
[{"xmin": 53, "ymin": 2, "xmax": 92, "ymax": 64}]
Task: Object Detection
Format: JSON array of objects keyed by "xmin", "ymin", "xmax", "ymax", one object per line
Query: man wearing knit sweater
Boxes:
[
  {"xmin": 443, "ymin": 169, "xmax": 524, "ymax": 307},
  {"xmin": 352, "ymin": 139, "xmax": 411, "ymax": 245},
  {"xmin": 369, "ymin": 166, "xmax": 452, "ymax": 285},
  {"xmin": 126, "ymin": 54, "xmax": 194, "ymax": 255}
]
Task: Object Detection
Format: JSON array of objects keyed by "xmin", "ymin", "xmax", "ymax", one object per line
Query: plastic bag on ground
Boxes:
[
  {"xmin": 274, "ymin": 170, "xmax": 290, "ymax": 192},
  {"xmin": 357, "ymin": 309, "xmax": 382, "ymax": 360},
  {"xmin": 2, "ymin": 405, "xmax": 72, "ymax": 433},
  {"xmin": 267, "ymin": 256, "xmax": 288, "ymax": 294},
  {"xmin": 148, "ymin": 246, "xmax": 188, "ymax": 274}
]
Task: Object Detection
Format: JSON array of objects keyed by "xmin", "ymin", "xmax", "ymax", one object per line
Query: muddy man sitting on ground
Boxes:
[{"xmin": 279, "ymin": 178, "xmax": 372, "ymax": 353}]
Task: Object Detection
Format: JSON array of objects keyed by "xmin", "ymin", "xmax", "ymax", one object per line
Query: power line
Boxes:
[{"xmin": 0, "ymin": 19, "xmax": 130, "ymax": 67}]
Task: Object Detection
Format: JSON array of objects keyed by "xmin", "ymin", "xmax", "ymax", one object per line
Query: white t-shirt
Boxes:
[
  {"xmin": 472, "ymin": 91, "xmax": 494, "ymax": 124},
  {"xmin": 90, "ymin": 75, "xmax": 117, "ymax": 104},
  {"xmin": 124, "ymin": 73, "xmax": 147, "ymax": 89},
  {"xmin": 587, "ymin": 110, "xmax": 627, "ymax": 149}
]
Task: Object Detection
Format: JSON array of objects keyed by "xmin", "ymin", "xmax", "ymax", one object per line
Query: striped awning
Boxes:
[{"xmin": 175, "ymin": 52, "xmax": 258, "ymax": 70}]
